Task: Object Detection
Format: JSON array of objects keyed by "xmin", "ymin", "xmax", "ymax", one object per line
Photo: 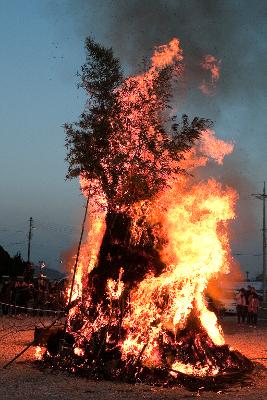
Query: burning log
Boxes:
[
  {"xmin": 41, "ymin": 325, "xmax": 253, "ymax": 391},
  {"xmin": 40, "ymin": 296, "xmax": 253, "ymax": 389},
  {"xmin": 34, "ymin": 325, "xmax": 65, "ymax": 346}
]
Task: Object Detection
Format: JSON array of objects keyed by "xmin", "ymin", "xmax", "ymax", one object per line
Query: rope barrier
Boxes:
[{"xmin": 0, "ymin": 301, "xmax": 65, "ymax": 315}]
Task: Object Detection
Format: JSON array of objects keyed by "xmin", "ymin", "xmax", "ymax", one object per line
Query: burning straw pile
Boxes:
[{"xmin": 40, "ymin": 38, "xmax": 253, "ymax": 387}]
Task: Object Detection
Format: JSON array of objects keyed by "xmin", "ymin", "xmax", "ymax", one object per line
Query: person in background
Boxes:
[
  {"xmin": 248, "ymin": 291, "xmax": 260, "ymax": 328},
  {"xmin": 0, "ymin": 281, "xmax": 12, "ymax": 315},
  {"xmin": 245, "ymin": 285, "xmax": 253, "ymax": 325},
  {"xmin": 236, "ymin": 288, "xmax": 247, "ymax": 324}
]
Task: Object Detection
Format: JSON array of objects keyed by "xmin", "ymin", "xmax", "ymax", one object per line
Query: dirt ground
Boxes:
[{"xmin": 0, "ymin": 315, "xmax": 266, "ymax": 400}]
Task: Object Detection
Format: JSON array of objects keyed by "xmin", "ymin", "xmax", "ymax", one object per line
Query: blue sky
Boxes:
[
  {"xmin": 0, "ymin": 0, "xmax": 266, "ymax": 278},
  {"xmin": 0, "ymin": 0, "xmax": 86, "ymax": 268}
]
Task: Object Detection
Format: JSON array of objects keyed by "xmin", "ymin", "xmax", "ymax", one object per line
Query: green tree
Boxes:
[
  {"xmin": 65, "ymin": 38, "xmax": 211, "ymax": 209},
  {"xmin": 0, "ymin": 247, "xmax": 26, "ymax": 278}
]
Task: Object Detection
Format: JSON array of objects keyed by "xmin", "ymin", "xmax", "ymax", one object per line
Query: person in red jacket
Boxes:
[
  {"xmin": 248, "ymin": 292, "xmax": 260, "ymax": 328},
  {"xmin": 236, "ymin": 288, "xmax": 247, "ymax": 324}
]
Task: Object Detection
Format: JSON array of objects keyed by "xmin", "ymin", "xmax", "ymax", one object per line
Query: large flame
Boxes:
[
  {"xmin": 120, "ymin": 132, "xmax": 237, "ymax": 374},
  {"xmin": 64, "ymin": 39, "xmax": 238, "ymax": 378},
  {"xmin": 66, "ymin": 177, "xmax": 107, "ymax": 303},
  {"xmin": 199, "ymin": 54, "xmax": 221, "ymax": 96}
]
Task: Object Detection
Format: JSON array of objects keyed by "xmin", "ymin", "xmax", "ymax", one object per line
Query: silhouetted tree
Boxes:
[
  {"xmin": 0, "ymin": 247, "xmax": 28, "ymax": 278},
  {"xmin": 0, "ymin": 246, "xmax": 11, "ymax": 276},
  {"xmin": 64, "ymin": 38, "xmax": 212, "ymax": 300},
  {"xmin": 65, "ymin": 38, "xmax": 211, "ymax": 209}
]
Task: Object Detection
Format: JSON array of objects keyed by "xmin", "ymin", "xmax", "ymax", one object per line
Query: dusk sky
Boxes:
[{"xmin": 1, "ymin": 0, "xmax": 267, "ymax": 278}]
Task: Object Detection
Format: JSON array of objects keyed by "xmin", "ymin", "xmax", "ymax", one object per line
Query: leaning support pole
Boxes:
[
  {"xmin": 3, "ymin": 192, "xmax": 91, "ymax": 370},
  {"xmin": 3, "ymin": 317, "xmax": 60, "ymax": 369},
  {"xmin": 63, "ymin": 191, "xmax": 90, "ymax": 333}
]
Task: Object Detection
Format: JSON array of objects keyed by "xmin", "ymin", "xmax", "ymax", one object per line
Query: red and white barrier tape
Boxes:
[{"xmin": 0, "ymin": 301, "xmax": 65, "ymax": 314}]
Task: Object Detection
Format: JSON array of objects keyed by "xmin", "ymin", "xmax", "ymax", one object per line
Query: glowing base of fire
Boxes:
[
  {"xmin": 38, "ymin": 323, "xmax": 254, "ymax": 391},
  {"xmin": 170, "ymin": 362, "xmax": 219, "ymax": 377}
]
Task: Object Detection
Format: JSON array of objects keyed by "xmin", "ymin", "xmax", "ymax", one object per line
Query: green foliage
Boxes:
[
  {"xmin": 65, "ymin": 38, "xmax": 122, "ymax": 182},
  {"xmin": 65, "ymin": 38, "xmax": 212, "ymax": 209}
]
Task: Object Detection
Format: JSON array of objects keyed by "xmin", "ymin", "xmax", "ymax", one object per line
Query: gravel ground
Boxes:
[{"xmin": 0, "ymin": 315, "xmax": 266, "ymax": 400}]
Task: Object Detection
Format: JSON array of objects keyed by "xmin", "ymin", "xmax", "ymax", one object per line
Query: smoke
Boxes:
[
  {"xmin": 59, "ymin": 1, "xmax": 267, "ymax": 93},
  {"xmin": 58, "ymin": 0, "xmax": 267, "ymax": 148},
  {"xmin": 48, "ymin": 0, "xmax": 267, "ymax": 275},
  {"xmin": 50, "ymin": 0, "xmax": 266, "ymax": 122}
]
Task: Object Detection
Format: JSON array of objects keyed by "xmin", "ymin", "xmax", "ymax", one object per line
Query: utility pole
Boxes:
[
  {"xmin": 252, "ymin": 182, "xmax": 267, "ymax": 303},
  {"xmin": 27, "ymin": 217, "xmax": 33, "ymax": 263}
]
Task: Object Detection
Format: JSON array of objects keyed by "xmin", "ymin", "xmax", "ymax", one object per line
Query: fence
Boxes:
[{"xmin": 0, "ymin": 301, "xmax": 65, "ymax": 317}]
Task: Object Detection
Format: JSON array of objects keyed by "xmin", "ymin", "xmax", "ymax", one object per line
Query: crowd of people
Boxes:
[
  {"xmin": 0, "ymin": 276, "xmax": 67, "ymax": 315},
  {"xmin": 236, "ymin": 285, "xmax": 261, "ymax": 328}
]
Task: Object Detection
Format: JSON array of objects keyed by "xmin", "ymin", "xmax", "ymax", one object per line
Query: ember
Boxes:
[{"xmin": 40, "ymin": 37, "xmax": 253, "ymax": 388}]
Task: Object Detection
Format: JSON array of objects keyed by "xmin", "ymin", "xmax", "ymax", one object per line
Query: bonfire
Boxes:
[{"xmin": 39, "ymin": 38, "xmax": 253, "ymax": 388}]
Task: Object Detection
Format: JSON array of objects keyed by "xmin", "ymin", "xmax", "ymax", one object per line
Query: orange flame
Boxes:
[
  {"xmin": 199, "ymin": 129, "xmax": 234, "ymax": 165},
  {"xmin": 66, "ymin": 39, "xmax": 238, "ymax": 377},
  {"xmin": 171, "ymin": 360, "xmax": 219, "ymax": 377},
  {"xmin": 121, "ymin": 131, "xmax": 236, "ymax": 369},
  {"xmin": 199, "ymin": 54, "xmax": 221, "ymax": 96},
  {"xmin": 66, "ymin": 177, "xmax": 107, "ymax": 304},
  {"xmin": 151, "ymin": 38, "xmax": 183, "ymax": 68},
  {"xmin": 103, "ymin": 38, "xmax": 184, "ymax": 205},
  {"xmin": 107, "ymin": 267, "xmax": 125, "ymax": 300},
  {"xmin": 34, "ymin": 346, "xmax": 44, "ymax": 361}
]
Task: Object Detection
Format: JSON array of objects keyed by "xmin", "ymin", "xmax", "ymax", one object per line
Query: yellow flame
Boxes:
[
  {"xmin": 34, "ymin": 346, "xmax": 44, "ymax": 361},
  {"xmin": 107, "ymin": 268, "xmax": 125, "ymax": 300},
  {"xmin": 66, "ymin": 39, "xmax": 238, "ymax": 377}
]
